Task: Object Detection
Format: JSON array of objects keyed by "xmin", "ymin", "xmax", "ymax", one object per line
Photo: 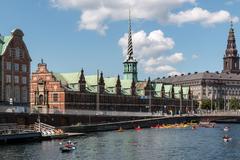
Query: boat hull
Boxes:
[{"xmin": 0, "ymin": 132, "xmax": 41, "ymax": 144}]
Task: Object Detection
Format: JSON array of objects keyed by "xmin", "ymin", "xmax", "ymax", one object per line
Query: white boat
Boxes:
[
  {"xmin": 223, "ymin": 136, "xmax": 232, "ymax": 142},
  {"xmin": 223, "ymin": 127, "xmax": 229, "ymax": 132}
]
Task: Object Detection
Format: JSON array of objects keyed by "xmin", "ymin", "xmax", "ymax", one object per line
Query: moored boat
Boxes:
[
  {"xmin": 117, "ymin": 127, "xmax": 124, "ymax": 132},
  {"xmin": 223, "ymin": 126, "xmax": 229, "ymax": 132},
  {"xmin": 199, "ymin": 122, "xmax": 215, "ymax": 128},
  {"xmin": 60, "ymin": 141, "xmax": 76, "ymax": 152},
  {"xmin": 135, "ymin": 126, "xmax": 142, "ymax": 131},
  {"xmin": 223, "ymin": 135, "xmax": 232, "ymax": 142},
  {"xmin": 0, "ymin": 129, "xmax": 41, "ymax": 144}
]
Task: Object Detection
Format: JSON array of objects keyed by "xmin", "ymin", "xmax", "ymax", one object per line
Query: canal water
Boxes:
[{"xmin": 1, "ymin": 124, "xmax": 240, "ymax": 160}]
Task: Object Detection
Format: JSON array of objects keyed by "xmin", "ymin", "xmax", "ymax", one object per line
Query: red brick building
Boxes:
[
  {"xmin": 0, "ymin": 29, "xmax": 31, "ymax": 105},
  {"xmin": 30, "ymin": 61, "xmax": 195, "ymax": 114},
  {"xmin": 30, "ymin": 62, "xmax": 65, "ymax": 112}
]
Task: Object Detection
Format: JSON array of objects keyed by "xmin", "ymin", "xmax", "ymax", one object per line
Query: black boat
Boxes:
[{"xmin": 0, "ymin": 129, "xmax": 41, "ymax": 144}]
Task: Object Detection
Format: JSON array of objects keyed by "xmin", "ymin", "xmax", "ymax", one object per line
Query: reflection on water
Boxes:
[{"xmin": 0, "ymin": 124, "xmax": 240, "ymax": 160}]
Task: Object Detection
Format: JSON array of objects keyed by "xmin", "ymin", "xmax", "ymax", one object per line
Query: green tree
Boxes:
[
  {"xmin": 218, "ymin": 98, "xmax": 225, "ymax": 110},
  {"xmin": 201, "ymin": 99, "xmax": 211, "ymax": 110},
  {"xmin": 229, "ymin": 97, "xmax": 240, "ymax": 110}
]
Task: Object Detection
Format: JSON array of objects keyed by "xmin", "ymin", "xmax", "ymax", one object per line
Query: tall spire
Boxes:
[
  {"xmin": 79, "ymin": 68, "xmax": 86, "ymax": 93},
  {"xmin": 127, "ymin": 8, "xmax": 134, "ymax": 60},
  {"xmin": 226, "ymin": 21, "xmax": 237, "ymax": 56},
  {"xmin": 123, "ymin": 8, "xmax": 138, "ymax": 82},
  {"xmin": 223, "ymin": 21, "xmax": 240, "ymax": 73}
]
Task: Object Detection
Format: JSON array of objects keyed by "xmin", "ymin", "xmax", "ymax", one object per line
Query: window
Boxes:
[
  {"xmin": 15, "ymin": 48, "xmax": 20, "ymax": 59},
  {"xmin": 20, "ymin": 49, "xmax": 24, "ymax": 59},
  {"xmin": 53, "ymin": 93, "xmax": 58, "ymax": 102},
  {"xmin": 6, "ymin": 62, "xmax": 11, "ymax": 70},
  {"xmin": 14, "ymin": 76, "xmax": 19, "ymax": 84},
  {"xmin": 6, "ymin": 75, "xmax": 11, "ymax": 83},
  {"xmin": 14, "ymin": 86, "xmax": 20, "ymax": 102},
  {"xmin": 21, "ymin": 86, "xmax": 28, "ymax": 103},
  {"xmin": 14, "ymin": 63, "xmax": 19, "ymax": 71},
  {"xmin": 22, "ymin": 76, "xmax": 27, "ymax": 84},
  {"xmin": 10, "ymin": 48, "xmax": 15, "ymax": 57},
  {"xmin": 22, "ymin": 64, "xmax": 27, "ymax": 72}
]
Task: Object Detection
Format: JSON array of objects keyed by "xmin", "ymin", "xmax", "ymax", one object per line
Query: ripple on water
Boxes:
[{"xmin": 1, "ymin": 124, "xmax": 240, "ymax": 160}]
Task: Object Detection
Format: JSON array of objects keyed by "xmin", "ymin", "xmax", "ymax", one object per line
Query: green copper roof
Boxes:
[
  {"xmin": 164, "ymin": 85, "xmax": 172, "ymax": 98},
  {"xmin": 182, "ymin": 86, "xmax": 190, "ymax": 99},
  {"xmin": 121, "ymin": 79, "xmax": 132, "ymax": 89},
  {"xmin": 136, "ymin": 89, "xmax": 144, "ymax": 96},
  {"xmin": 52, "ymin": 71, "xmax": 190, "ymax": 99},
  {"xmin": 105, "ymin": 77, "xmax": 117, "ymax": 88},
  {"xmin": 174, "ymin": 86, "xmax": 181, "ymax": 98},
  {"xmin": 0, "ymin": 35, "xmax": 13, "ymax": 55},
  {"xmin": 152, "ymin": 83, "xmax": 163, "ymax": 97}
]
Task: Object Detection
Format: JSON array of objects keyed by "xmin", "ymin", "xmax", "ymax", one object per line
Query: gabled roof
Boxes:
[
  {"xmin": 121, "ymin": 79, "xmax": 132, "ymax": 89},
  {"xmin": 52, "ymin": 71, "xmax": 190, "ymax": 98},
  {"xmin": 0, "ymin": 35, "xmax": 13, "ymax": 55},
  {"xmin": 157, "ymin": 71, "xmax": 240, "ymax": 84}
]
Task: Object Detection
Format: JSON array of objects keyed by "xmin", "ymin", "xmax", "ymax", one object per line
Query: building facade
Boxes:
[
  {"xmin": 0, "ymin": 29, "xmax": 31, "ymax": 106},
  {"xmin": 30, "ymin": 61, "xmax": 194, "ymax": 114},
  {"xmin": 156, "ymin": 23, "xmax": 240, "ymax": 109},
  {"xmin": 30, "ymin": 13, "xmax": 196, "ymax": 114}
]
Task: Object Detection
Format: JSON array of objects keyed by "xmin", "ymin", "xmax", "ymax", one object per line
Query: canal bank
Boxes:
[{"xmin": 61, "ymin": 116, "xmax": 201, "ymax": 133}]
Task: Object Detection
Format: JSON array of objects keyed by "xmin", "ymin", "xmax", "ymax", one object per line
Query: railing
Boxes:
[
  {"xmin": 1, "ymin": 105, "xmax": 240, "ymax": 117},
  {"xmin": 47, "ymin": 108, "xmax": 154, "ymax": 117},
  {"xmin": 195, "ymin": 110, "xmax": 240, "ymax": 116},
  {"xmin": 34, "ymin": 122, "xmax": 56, "ymax": 133},
  {"xmin": 0, "ymin": 105, "xmax": 29, "ymax": 113}
]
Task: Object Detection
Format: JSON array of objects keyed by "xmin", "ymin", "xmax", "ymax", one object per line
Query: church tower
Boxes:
[
  {"xmin": 223, "ymin": 22, "xmax": 240, "ymax": 73},
  {"xmin": 123, "ymin": 9, "xmax": 138, "ymax": 82}
]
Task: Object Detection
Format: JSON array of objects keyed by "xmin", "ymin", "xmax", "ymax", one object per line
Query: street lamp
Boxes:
[
  {"xmin": 148, "ymin": 89, "xmax": 152, "ymax": 114},
  {"xmin": 191, "ymin": 92, "xmax": 194, "ymax": 114},
  {"xmin": 211, "ymin": 92, "xmax": 213, "ymax": 114},
  {"xmin": 35, "ymin": 105, "xmax": 41, "ymax": 132},
  {"xmin": 179, "ymin": 90, "xmax": 182, "ymax": 116}
]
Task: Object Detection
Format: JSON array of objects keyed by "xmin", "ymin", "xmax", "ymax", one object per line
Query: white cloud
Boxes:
[
  {"xmin": 119, "ymin": 29, "xmax": 184, "ymax": 75},
  {"xmin": 169, "ymin": 7, "xmax": 239, "ymax": 26},
  {"xmin": 192, "ymin": 54, "xmax": 199, "ymax": 59},
  {"xmin": 168, "ymin": 71, "xmax": 182, "ymax": 76},
  {"xmin": 50, "ymin": 0, "xmax": 238, "ymax": 34},
  {"xmin": 145, "ymin": 65, "xmax": 176, "ymax": 73},
  {"xmin": 225, "ymin": 0, "xmax": 240, "ymax": 5},
  {"xmin": 166, "ymin": 52, "xmax": 184, "ymax": 63},
  {"xmin": 119, "ymin": 30, "xmax": 175, "ymax": 59}
]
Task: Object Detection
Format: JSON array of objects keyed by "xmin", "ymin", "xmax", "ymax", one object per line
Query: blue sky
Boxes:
[{"xmin": 0, "ymin": 0, "xmax": 240, "ymax": 80}]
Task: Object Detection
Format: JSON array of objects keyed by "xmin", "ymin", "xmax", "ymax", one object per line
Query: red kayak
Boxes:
[{"xmin": 135, "ymin": 126, "xmax": 142, "ymax": 131}]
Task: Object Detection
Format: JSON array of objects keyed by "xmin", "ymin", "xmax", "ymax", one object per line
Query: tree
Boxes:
[
  {"xmin": 229, "ymin": 97, "xmax": 240, "ymax": 110},
  {"xmin": 218, "ymin": 98, "xmax": 225, "ymax": 110},
  {"xmin": 201, "ymin": 99, "xmax": 211, "ymax": 110}
]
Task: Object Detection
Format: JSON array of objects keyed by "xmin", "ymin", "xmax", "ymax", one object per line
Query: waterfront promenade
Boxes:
[{"xmin": 1, "ymin": 105, "xmax": 240, "ymax": 133}]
